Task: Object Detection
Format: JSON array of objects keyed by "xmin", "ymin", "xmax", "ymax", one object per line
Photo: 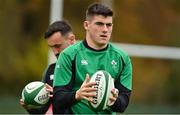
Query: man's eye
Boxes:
[
  {"xmin": 95, "ymin": 22, "xmax": 113, "ymax": 27},
  {"xmin": 106, "ymin": 23, "xmax": 112, "ymax": 27},
  {"xmin": 53, "ymin": 44, "xmax": 61, "ymax": 48},
  {"xmin": 95, "ymin": 22, "xmax": 104, "ymax": 26}
]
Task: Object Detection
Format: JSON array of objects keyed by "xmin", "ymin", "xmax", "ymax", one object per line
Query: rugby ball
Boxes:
[
  {"xmin": 89, "ymin": 70, "xmax": 114, "ymax": 111},
  {"xmin": 21, "ymin": 81, "xmax": 50, "ymax": 109}
]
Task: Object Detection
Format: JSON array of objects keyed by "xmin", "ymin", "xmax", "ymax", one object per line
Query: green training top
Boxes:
[{"xmin": 54, "ymin": 40, "xmax": 132, "ymax": 114}]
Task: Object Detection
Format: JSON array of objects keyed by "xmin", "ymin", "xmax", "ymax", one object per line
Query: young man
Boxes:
[
  {"xmin": 53, "ymin": 3, "xmax": 132, "ymax": 114},
  {"xmin": 20, "ymin": 20, "xmax": 76, "ymax": 114}
]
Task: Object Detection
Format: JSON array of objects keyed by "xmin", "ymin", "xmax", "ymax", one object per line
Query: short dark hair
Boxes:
[
  {"xmin": 44, "ymin": 20, "xmax": 72, "ymax": 39},
  {"xmin": 86, "ymin": 3, "xmax": 113, "ymax": 20}
]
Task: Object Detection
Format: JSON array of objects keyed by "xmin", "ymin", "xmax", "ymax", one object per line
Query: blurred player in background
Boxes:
[
  {"xmin": 20, "ymin": 20, "xmax": 76, "ymax": 114},
  {"xmin": 53, "ymin": 3, "xmax": 132, "ymax": 114}
]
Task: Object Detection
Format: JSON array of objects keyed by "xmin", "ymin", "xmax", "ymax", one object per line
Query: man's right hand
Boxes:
[
  {"xmin": 45, "ymin": 83, "xmax": 53, "ymax": 97},
  {"xmin": 75, "ymin": 74, "xmax": 97, "ymax": 102},
  {"xmin": 19, "ymin": 98, "xmax": 31, "ymax": 111}
]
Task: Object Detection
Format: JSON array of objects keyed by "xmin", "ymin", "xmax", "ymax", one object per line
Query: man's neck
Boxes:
[{"xmin": 86, "ymin": 38, "xmax": 107, "ymax": 50}]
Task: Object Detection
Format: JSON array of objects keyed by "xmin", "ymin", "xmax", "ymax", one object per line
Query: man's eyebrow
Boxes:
[
  {"xmin": 48, "ymin": 44, "xmax": 62, "ymax": 47},
  {"xmin": 95, "ymin": 22, "xmax": 113, "ymax": 26}
]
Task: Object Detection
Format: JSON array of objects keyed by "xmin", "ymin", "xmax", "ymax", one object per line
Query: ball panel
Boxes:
[
  {"xmin": 25, "ymin": 81, "xmax": 44, "ymax": 93},
  {"xmin": 89, "ymin": 71, "xmax": 105, "ymax": 109},
  {"xmin": 34, "ymin": 86, "xmax": 49, "ymax": 104},
  {"xmin": 21, "ymin": 81, "xmax": 50, "ymax": 109},
  {"xmin": 95, "ymin": 71, "xmax": 109, "ymax": 111},
  {"xmin": 106, "ymin": 74, "xmax": 115, "ymax": 106},
  {"xmin": 89, "ymin": 70, "xmax": 114, "ymax": 111},
  {"xmin": 93, "ymin": 71, "xmax": 105, "ymax": 107},
  {"xmin": 23, "ymin": 84, "xmax": 44, "ymax": 106}
]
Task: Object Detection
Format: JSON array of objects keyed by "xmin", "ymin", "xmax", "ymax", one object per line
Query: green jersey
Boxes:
[{"xmin": 53, "ymin": 40, "xmax": 132, "ymax": 114}]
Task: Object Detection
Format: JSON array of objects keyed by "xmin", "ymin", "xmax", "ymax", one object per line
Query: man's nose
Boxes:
[{"xmin": 102, "ymin": 25, "xmax": 108, "ymax": 32}]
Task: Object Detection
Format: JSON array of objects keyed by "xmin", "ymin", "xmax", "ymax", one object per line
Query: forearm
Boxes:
[
  {"xmin": 110, "ymin": 91, "xmax": 131, "ymax": 112},
  {"xmin": 110, "ymin": 79, "xmax": 132, "ymax": 113},
  {"xmin": 53, "ymin": 86, "xmax": 77, "ymax": 114}
]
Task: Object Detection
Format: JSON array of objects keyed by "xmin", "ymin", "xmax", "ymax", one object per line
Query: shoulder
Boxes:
[
  {"xmin": 47, "ymin": 63, "xmax": 56, "ymax": 71},
  {"xmin": 44, "ymin": 63, "xmax": 56, "ymax": 75},
  {"xmin": 108, "ymin": 43, "xmax": 132, "ymax": 64},
  {"xmin": 62, "ymin": 41, "xmax": 83, "ymax": 55},
  {"xmin": 58, "ymin": 41, "xmax": 83, "ymax": 60},
  {"xmin": 109, "ymin": 43, "xmax": 129, "ymax": 57},
  {"xmin": 43, "ymin": 63, "xmax": 55, "ymax": 85}
]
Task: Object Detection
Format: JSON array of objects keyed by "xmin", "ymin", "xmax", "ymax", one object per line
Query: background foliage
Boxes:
[{"xmin": 0, "ymin": 0, "xmax": 179, "ymax": 113}]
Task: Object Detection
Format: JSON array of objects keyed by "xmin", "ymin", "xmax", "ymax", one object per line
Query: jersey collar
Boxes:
[{"xmin": 83, "ymin": 40, "xmax": 109, "ymax": 52}]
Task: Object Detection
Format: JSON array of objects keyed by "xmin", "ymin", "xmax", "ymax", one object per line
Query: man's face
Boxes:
[
  {"xmin": 85, "ymin": 15, "xmax": 113, "ymax": 47},
  {"xmin": 47, "ymin": 32, "xmax": 70, "ymax": 58}
]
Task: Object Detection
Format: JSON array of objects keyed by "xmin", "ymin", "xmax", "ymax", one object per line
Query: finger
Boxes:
[
  {"xmin": 82, "ymin": 96, "xmax": 93, "ymax": 102},
  {"xmin": 45, "ymin": 84, "xmax": 53, "ymax": 91},
  {"xmin": 45, "ymin": 84, "xmax": 53, "ymax": 92},
  {"xmin": 108, "ymin": 88, "xmax": 119, "ymax": 105},
  {"xmin": 46, "ymin": 88, "xmax": 53, "ymax": 93},
  {"xmin": 20, "ymin": 98, "xmax": 23, "ymax": 102},
  {"xmin": 48, "ymin": 94, "xmax": 53, "ymax": 98},
  {"xmin": 111, "ymin": 88, "xmax": 119, "ymax": 98},
  {"xmin": 82, "ymin": 87, "xmax": 97, "ymax": 92},
  {"xmin": 84, "ymin": 74, "xmax": 90, "ymax": 83},
  {"xmin": 114, "ymin": 88, "xmax": 119, "ymax": 95},
  {"xmin": 109, "ymin": 96, "xmax": 116, "ymax": 102},
  {"xmin": 81, "ymin": 92, "xmax": 97, "ymax": 97},
  {"xmin": 86, "ymin": 74, "xmax": 90, "ymax": 82},
  {"xmin": 81, "ymin": 74, "xmax": 94, "ymax": 88},
  {"xmin": 81, "ymin": 74, "xmax": 90, "ymax": 87},
  {"xmin": 20, "ymin": 100, "xmax": 25, "ymax": 105},
  {"xmin": 45, "ymin": 83, "xmax": 51, "ymax": 88},
  {"xmin": 107, "ymin": 96, "xmax": 116, "ymax": 106},
  {"xmin": 83, "ymin": 82, "xmax": 97, "ymax": 88}
]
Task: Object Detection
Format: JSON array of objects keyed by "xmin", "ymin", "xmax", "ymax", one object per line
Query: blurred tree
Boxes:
[
  {"xmin": 113, "ymin": 0, "xmax": 180, "ymax": 47},
  {"xmin": 0, "ymin": 0, "xmax": 49, "ymax": 94},
  {"xmin": 63, "ymin": 0, "xmax": 99, "ymax": 39},
  {"xmin": 0, "ymin": 0, "xmax": 179, "ymax": 112}
]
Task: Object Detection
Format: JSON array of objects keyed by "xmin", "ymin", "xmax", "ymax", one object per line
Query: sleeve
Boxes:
[
  {"xmin": 53, "ymin": 52, "xmax": 72, "ymax": 87},
  {"xmin": 110, "ymin": 55, "xmax": 132, "ymax": 113},
  {"xmin": 53, "ymin": 52, "xmax": 77, "ymax": 114},
  {"xmin": 26, "ymin": 64, "xmax": 55, "ymax": 114},
  {"xmin": 42, "ymin": 63, "xmax": 55, "ymax": 86}
]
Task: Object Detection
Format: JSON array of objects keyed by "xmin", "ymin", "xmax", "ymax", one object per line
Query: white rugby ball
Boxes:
[
  {"xmin": 89, "ymin": 70, "xmax": 114, "ymax": 111},
  {"xmin": 21, "ymin": 81, "xmax": 50, "ymax": 109}
]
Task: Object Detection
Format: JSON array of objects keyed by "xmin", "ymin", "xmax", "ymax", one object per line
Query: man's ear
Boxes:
[
  {"xmin": 83, "ymin": 21, "xmax": 89, "ymax": 30},
  {"xmin": 67, "ymin": 33, "xmax": 76, "ymax": 44}
]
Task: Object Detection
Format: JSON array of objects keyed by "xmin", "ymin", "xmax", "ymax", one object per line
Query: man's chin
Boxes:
[{"xmin": 99, "ymin": 40, "xmax": 108, "ymax": 45}]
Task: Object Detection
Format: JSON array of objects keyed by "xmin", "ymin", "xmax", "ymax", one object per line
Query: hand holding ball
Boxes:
[{"xmin": 21, "ymin": 81, "xmax": 50, "ymax": 109}]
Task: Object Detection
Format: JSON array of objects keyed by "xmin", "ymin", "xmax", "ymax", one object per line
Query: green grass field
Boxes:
[
  {"xmin": 0, "ymin": 95, "xmax": 179, "ymax": 114},
  {"xmin": 0, "ymin": 95, "xmax": 27, "ymax": 114},
  {"xmin": 125, "ymin": 103, "xmax": 180, "ymax": 114}
]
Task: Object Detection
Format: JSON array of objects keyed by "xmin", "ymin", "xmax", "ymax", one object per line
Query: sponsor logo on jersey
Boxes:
[{"xmin": 81, "ymin": 59, "xmax": 88, "ymax": 65}]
